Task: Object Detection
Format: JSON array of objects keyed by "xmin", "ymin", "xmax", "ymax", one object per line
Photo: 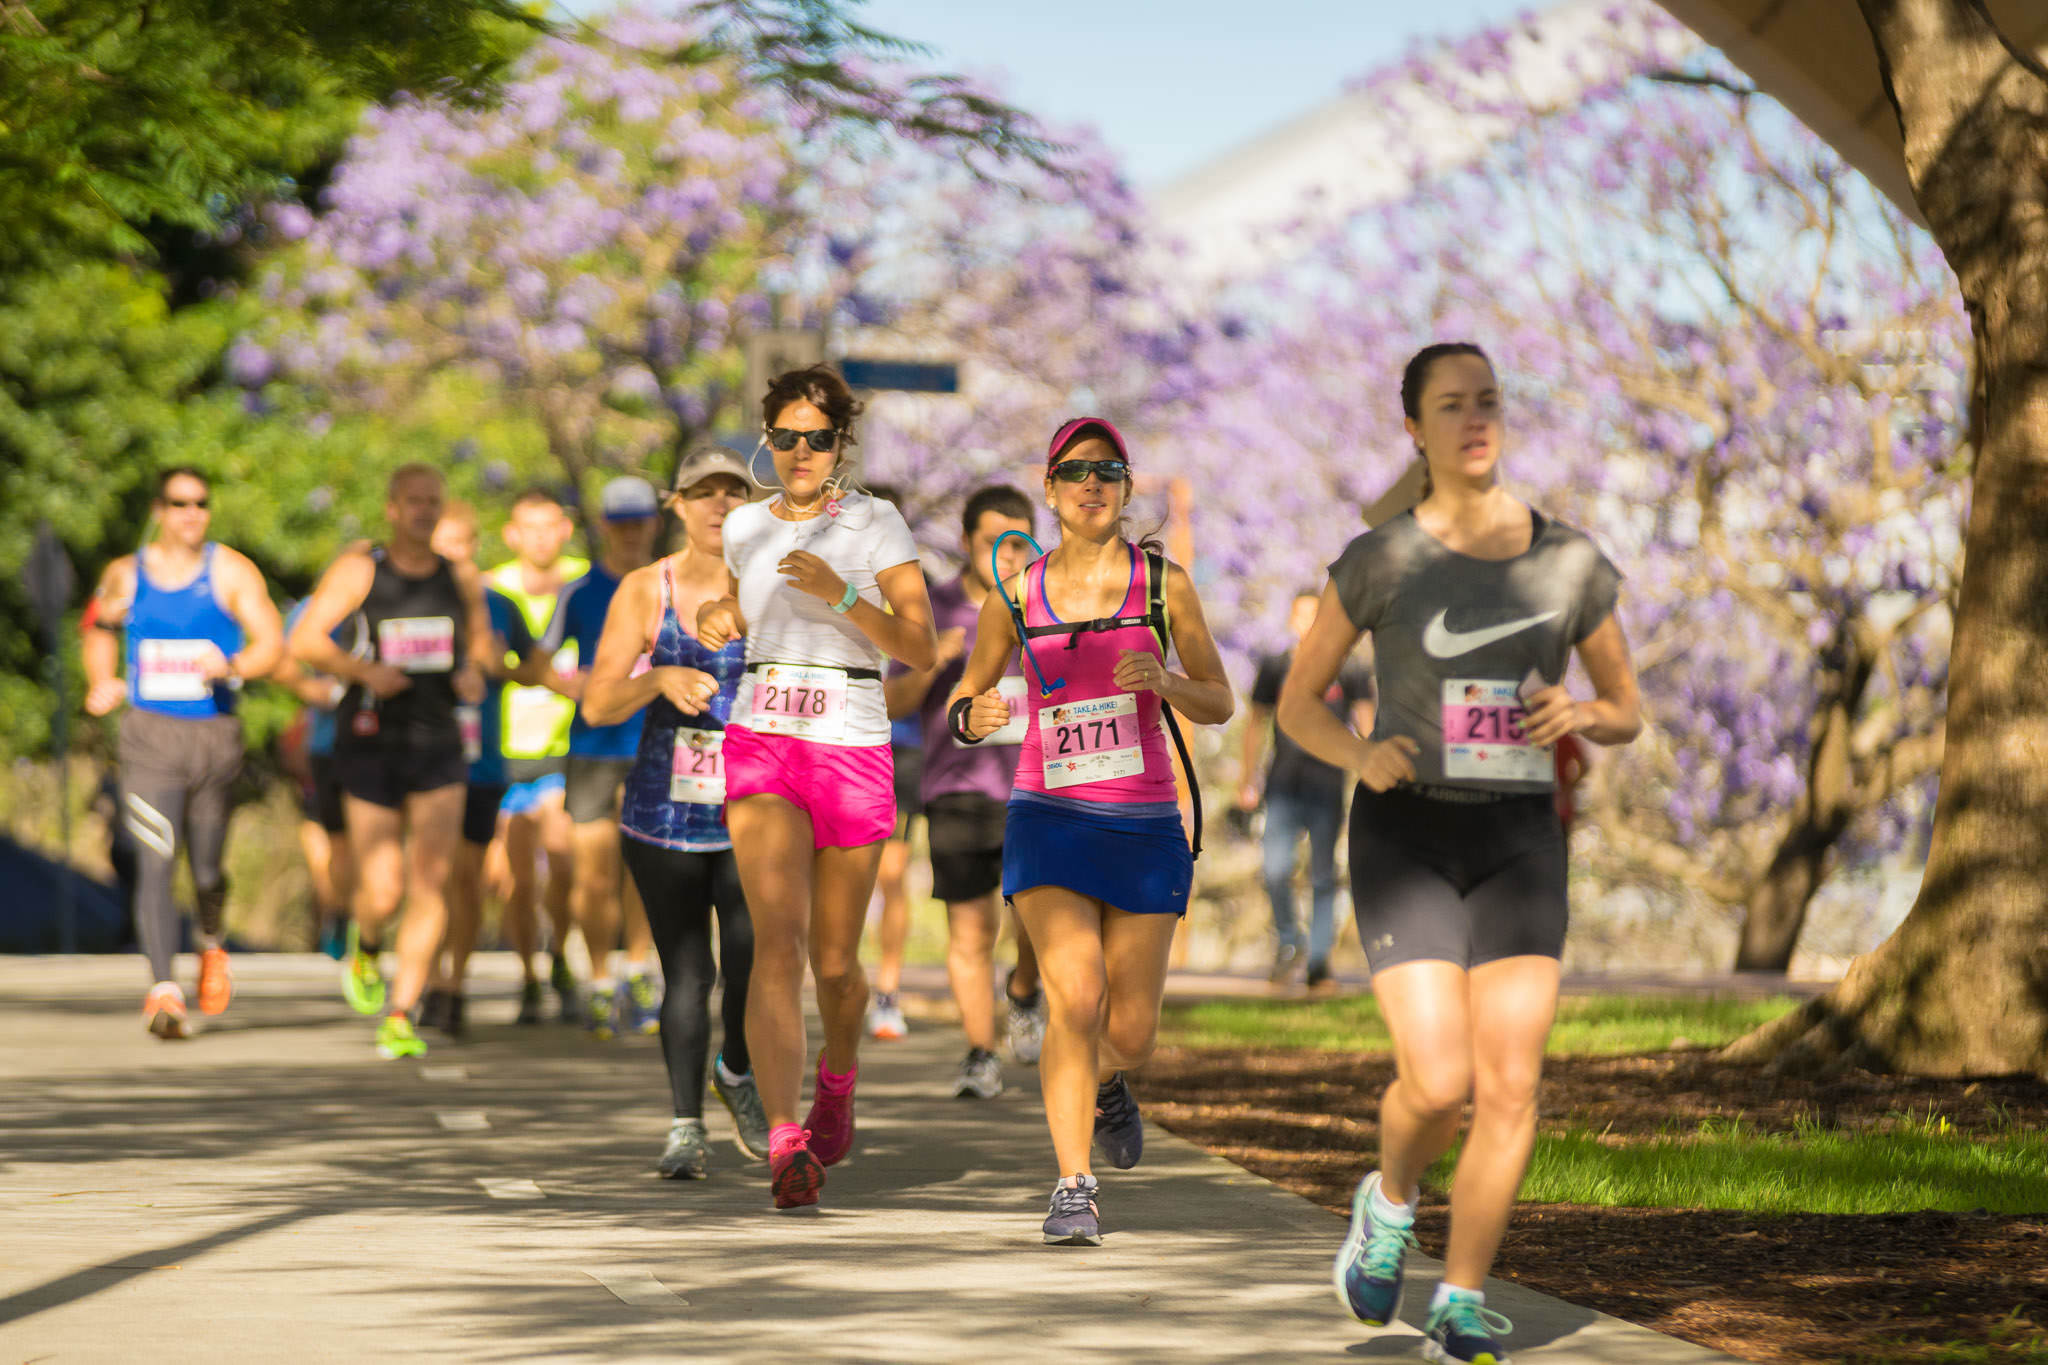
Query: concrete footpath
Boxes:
[{"xmin": 0, "ymin": 955, "xmax": 1747, "ymax": 1363}]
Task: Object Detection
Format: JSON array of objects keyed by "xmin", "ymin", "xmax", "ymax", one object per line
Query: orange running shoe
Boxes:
[
  {"xmin": 197, "ymin": 946, "xmax": 233, "ymax": 1016},
  {"xmin": 144, "ymin": 982, "xmax": 190, "ymax": 1040}
]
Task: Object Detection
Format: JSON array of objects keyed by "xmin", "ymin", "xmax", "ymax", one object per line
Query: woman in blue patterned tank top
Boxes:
[{"xmin": 582, "ymin": 448, "xmax": 765, "ymax": 1179}]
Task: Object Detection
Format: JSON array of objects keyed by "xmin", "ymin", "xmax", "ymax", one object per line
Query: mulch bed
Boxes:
[{"xmin": 1135, "ymin": 1045, "xmax": 2048, "ymax": 1363}]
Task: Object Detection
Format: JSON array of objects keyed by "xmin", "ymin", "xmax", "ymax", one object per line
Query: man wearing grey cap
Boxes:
[{"xmin": 537, "ymin": 474, "xmax": 668, "ymax": 1037}]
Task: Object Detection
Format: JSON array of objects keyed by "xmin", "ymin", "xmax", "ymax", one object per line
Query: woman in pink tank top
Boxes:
[{"xmin": 946, "ymin": 417, "xmax": 1234, "ymax": 1248}]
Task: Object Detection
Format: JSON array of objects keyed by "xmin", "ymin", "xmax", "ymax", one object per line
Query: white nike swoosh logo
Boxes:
[{"xmin": 1421, "ymin": 609, "xmax": 1559, "ymax": 659}]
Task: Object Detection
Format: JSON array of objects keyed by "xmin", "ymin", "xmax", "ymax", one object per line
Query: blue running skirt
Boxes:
[{"xmin": 1003, "ymin": 790, "xmax": 1192, "ymax": 916}]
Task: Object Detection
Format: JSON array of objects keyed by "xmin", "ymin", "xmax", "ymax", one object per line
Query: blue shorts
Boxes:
[
  {"xmin": 499, "ymin": 771, "xmax": 566, "ymax": 818},
  {"xmin": 1002, "ymin": 790, "xmax": 1191, "ymax": 916}
]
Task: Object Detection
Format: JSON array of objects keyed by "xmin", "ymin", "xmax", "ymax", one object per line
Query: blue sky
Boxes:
[{"xmin": 853, "ymin": 0, "xmax": 1539, "ymax": 186}]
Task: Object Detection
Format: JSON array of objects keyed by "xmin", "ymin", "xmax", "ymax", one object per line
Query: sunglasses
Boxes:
[
  {"xmin": 1050, "ymin": 459, "xmax": 1129, "ymax": 484},
  {"xmin": 765, "ymin": 427, "xmax": 841, "ymax": 453},
  {"xmin": 162, "ymin": 498, "xmax": 210, "ymax": 510}
]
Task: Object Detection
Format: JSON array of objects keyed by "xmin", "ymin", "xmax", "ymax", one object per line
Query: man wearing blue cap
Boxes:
[{"xmin": 539, "ymin": 476, "xmax": 667, "ymax": 1036}]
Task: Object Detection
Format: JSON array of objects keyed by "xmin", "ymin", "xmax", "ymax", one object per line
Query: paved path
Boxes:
[{"xmin": 0, "ymin": 955, "xmax": 1748, "ymax": 1362}]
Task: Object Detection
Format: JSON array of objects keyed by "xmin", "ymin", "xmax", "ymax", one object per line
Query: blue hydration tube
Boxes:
[{"xmin": 991, "ymin": 530, "xmax": 1064, "ymax": 697}]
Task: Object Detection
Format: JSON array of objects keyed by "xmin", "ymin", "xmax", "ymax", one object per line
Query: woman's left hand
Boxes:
[
  {"xmin": 1520, "ymin": 684, "xmax": 1585, "ymax": 747},
  {"xmin": 778, "ymin": 550, "xmax": 846, "ymax": 604},
  {"xmin": 1113, "ymin": 648, "xmax": 1172, "ymax": 696}
]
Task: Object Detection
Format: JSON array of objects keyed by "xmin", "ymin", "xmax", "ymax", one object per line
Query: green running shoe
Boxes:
[
  {"xmin": 375, "ymin": 1014, "xmax": 427, "ymax": 1060},
  {"xmin": 550, "ymin": 953, "xmax": 579, "ymax": 1022},
  {"xmin": 625, "ymin": 974, "xmax": 661, "ymax": 1035},
  {"xmin": 341, "ymin": 923, "xmax": 387, "ymax": 1016},
  {"xmin": 585, "ymin": 985, "xmax": 618, "ymax": 1041}
]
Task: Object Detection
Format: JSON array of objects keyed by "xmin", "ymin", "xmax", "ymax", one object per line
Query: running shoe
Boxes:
[
  {"xmin": 375, "ymin": 1014, "xmax": 427, "ymax": 1060},
  {"xmin": 585, "ymin": 985, "xmax": 618, "ymax": 1041},
  {"xmin": 803, "ymin": 1057, "xmax": 856, "ymax": 1166},
  {"xmin": 624, "ymin": 973, "xmax": 661, "ymax": 1035},
  {"xmin": 143, "ymin": 982, "xmax": 190, "ymax": 1041},
  {"xmin": 953, "ymin": 1047, "xmax": 1004, "ymax": 1100},
  {"xmin": 341, "ymin": 924, "xmax": 387, "ymax": 1016},
  {"xmin": 1092, "ymin": 1072, "xmax": 1144, "ymax": 1170},
  {"xmin": 1269, "ymin": 942, "xmax": 1302, "ymax": 985},
  {"xmin": 1042, "ymin": 1173, "xmax": 1102, "ymax": 1246},
  {"xmin": 515, "ymin": 979, "xmax": 544, "ymax": 1026},
  {"xmin": 770, "ymin": 1136, "xmax": 824, "ymax": 1209},
  {"xmin": 711, "ymin": 1060, "xmax": 770, "ymax": 1160},
  {"xmin": 196, "ymin": 945, "xmax": 233, "ymax": 1016},
  {"xmin": 1004, "ymin": 976, "xmax": 1047, "ymax": 1065},
  {"xmin": 1421, "ymin": 1294, "xmax": 1515, "ymax": 1364},
  {"xmin": 418, "ymin": 987, "xmax": 453, "ymax": 1034},
  {"xmin": 317, "ymin": 915, "xmax": 349, "ymax": 961},
  {"xmin": 1305, "ymin": 958, "xmax": 1335, "ymax": 992},
  {"xmin": 443, "ymin": 991, "xmax": 468, "ymax": 1040},
  {"xmin": 1334, "ymin": 1171, "xmax": 1420, "ymax": 1328},
  {"xmin": 658, "ymin": 1119, "xmax": 711, "ymax": 1180},
  {"xmin": 868, "ymin": 991, "xmax": 907, "ymax": 1040},
  {"xmin": 550, "ymin": 953, "xmax": 578, "ymax": 1021}
]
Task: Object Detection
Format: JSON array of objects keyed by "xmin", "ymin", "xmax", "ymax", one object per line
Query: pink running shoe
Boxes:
[
  {"xmin": 804, "ymin": 1056, "xmax": 857, "ymax": 1167},
  {"xmin": 770, "ymin": 1135, "xmax": 823, "ymax": 1209}
]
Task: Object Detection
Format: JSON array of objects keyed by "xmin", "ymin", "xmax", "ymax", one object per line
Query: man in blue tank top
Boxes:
[
  {"xmin": 290, "ymin": 464, "xmax": 496, "ymax": 1061},
  {"xmin": 83, "ymin": 467, "xmax": 285, "ymax": 1041},
  {"xmin": 538, "ymin": 476, "xmax": 664, "ymax": 1037}
]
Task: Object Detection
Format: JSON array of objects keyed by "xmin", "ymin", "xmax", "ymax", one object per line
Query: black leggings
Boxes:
[{"xmin": 620, "ymin": 840, "xmax": 753, "ymax": 1119}]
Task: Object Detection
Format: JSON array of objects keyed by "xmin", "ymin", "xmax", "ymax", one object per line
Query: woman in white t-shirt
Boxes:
[{"xmin": 697, "ymin": 365, "xmax": 937, "ymax": 1211}]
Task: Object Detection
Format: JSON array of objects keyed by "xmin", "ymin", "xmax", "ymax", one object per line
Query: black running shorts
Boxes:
[
  {"xmin": 334, "ymin": 746, "xmax": 467, "ymax": 810},
  {"xmin": 463, "ymin": 783, "xmax": 508, "ymax": 847},
  {"xmin": 305, "ymin": 754, "xmax": 348, "ymax": 834},
  {"xmin": 1347, "ymin": 784, "xmax": 1568, "ymax": 973},
  {"xmin": 565, "ymin": 755, "xmax": 632, "ymax": 824},
  {"xmin": 891, "ymin": 744, "xmax": 925, "ymax": 835},
  {"xmin": 925, "ymin": 792, "xmax": 1006, "ymax": 903}
]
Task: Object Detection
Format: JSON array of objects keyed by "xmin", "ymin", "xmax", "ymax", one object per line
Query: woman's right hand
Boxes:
[
  {"xmin": 696, "ymin": 598, "xmax": 740, "ymax": 650},
  {"xmin": 655, "ymin": 667, "xmax": 720, "ymax": 716},
  {"xmin": 965, "ymin": 686, "xmax": 1011, "ymax": 740},
  {"xmin": 1356, "ymin": 736, "xmax": 1419, "ymax": 793}
]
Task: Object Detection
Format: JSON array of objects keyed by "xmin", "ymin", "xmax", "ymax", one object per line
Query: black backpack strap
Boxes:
[{"xmin": 1144, "ymin": 550, "xmax": 1201, "ymax": 860}]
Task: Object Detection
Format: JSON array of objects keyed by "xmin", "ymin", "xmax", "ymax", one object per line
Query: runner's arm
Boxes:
[
  {"xmin": 450, "ymin": 560, "xmax": 494, "ymax": 675},
  {"xmin": 945, "ymin": 581, "xmax": 1019, "ymax": 708},
  {"xmin": 82, "ymin": 557, "xmax": 135, "ymax": 692},
  {"xmin": 289, "ymin": 552, "xmax": 378, "ymax": 685},
  {"xmin": 216, "ymin": 548, "xmax": 284, "ymax": 682},
  {"xmin": 885, "ymin": 625, "xmax": 967, "ymax": 719},
  {"xmin": 838, "ymin": 560, "xmax": 937, "ymax": 670},
  {"xmin": 1276, "ymin": 583, "xmax": 1375, "ymax": 772},
  {"xmin": 582, "ymin": 569, "xmax": 667, "ymax": 727},
  {"xmin": 1524, "ymin": 614, "xmax": 1641, "ymax": 747},
  {"xmin": 1149, "ymin": 560, "xmax": 1232, "ymax": 726}
]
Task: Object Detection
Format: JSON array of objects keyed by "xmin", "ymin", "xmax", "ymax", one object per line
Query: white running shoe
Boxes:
[
  {"xmin": 868, "ymin": 992, "xmax": 907, "ymax": 1041},
  {"xmin": 1005, "ymin": 983, "xmax": 1048, "ymax": 1065},
  {"xmin": 953, "ymin": 1047, "xmax": 1004, "ymax": 1099}
]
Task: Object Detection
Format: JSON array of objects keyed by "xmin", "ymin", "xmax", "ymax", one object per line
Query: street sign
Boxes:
[
  {"xmin": 25, "ymin": 522, "xmax": 75, "ymax": 636},
  {"xmin": 839, "ymin": 358, "xmax": 959, "ymax": 395}
]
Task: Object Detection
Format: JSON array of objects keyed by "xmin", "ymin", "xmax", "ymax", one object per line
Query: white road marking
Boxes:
[
  {"xmin": 585, "ymin": 1268, "xmax": 690, "ymax": 1309},
  {"xmin": 476, "ymin": 1178, "xmax": 543, "ymax": 1200}
]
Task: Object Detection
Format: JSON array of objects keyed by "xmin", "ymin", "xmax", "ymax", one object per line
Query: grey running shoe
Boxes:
[
  {"xmin": 953, "ymin": 1047, "xmax": 1004, "ymax": 1099},
  {"xmin": 1004, "ymin": 978, "xmax": 1048, "ymax": 1065},
  {"xmin": 1043, "ymin": 1173, "xmax": 1102, "ymax": 1246},
  {"xmin": 658, "ymin": 1119, "xmax": 711, "ymax": 1180},
  {"xmin": 712, "ymin": 1057, "xmax": 771, "ymax": 1160},
  {"xmin": 1269, "ymin": 942, "xmax": 1302, "ymax": 984},
  {"xmin": 1093, "ymin": 1071, "xmax": 1144, "ymax": 1169}
]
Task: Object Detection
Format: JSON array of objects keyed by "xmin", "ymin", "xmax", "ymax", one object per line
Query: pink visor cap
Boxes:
[{"xmin": 1046, "ymin": 417, "xmax": 1130, "ymax": 467}]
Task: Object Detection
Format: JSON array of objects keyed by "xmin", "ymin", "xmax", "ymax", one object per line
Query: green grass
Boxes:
[
  {"xmin": 1497, "ymin": 1114, "xmax": 2048, "ymax": 1214},
  {"xmin": 1159, "ymin": 991, "xmax": 1801, "ymax": 1055}
]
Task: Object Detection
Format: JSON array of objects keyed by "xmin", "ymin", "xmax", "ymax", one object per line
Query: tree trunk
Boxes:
[
  {"xmin": 1724, "ymin": 0, "xmax": 2048, "ymax": 1076},
  {"xmin": 1732, "ymin": 623, "xmax": 1871, "ymax": 972}
]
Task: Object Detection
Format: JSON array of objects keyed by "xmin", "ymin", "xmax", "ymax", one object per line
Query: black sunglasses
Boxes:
[
  {"xmin": 163, "ymin": 498, "xmax": 210, "ymax": 510},
  {"xmin": 765, "ymin": 427, "xmax": 841, "ymax": 453},
  {"xmin": 1051, "ymin": 459, "xmax": 1129, "ymax": 484}
]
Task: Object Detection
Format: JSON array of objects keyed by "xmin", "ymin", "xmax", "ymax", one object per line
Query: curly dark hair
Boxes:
[{"xmin": 762, "ymin": 364, "xmax": 864, "ymax": 446}]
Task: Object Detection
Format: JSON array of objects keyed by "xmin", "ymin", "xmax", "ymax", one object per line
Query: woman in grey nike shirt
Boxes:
[{"xmin": 1279, "ymin": 343, "xmax": 1641, "ymax": 1365}]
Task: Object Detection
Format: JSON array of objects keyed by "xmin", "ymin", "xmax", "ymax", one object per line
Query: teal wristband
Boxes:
[{"xmin": 830, "ymin": 582, "xmax": 860, "ymax": 614}]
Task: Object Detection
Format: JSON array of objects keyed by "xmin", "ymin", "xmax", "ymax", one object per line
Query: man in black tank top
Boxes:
[{"xmin": 290, "ymin": 464, "xmax": 495, "ymax": 1061}]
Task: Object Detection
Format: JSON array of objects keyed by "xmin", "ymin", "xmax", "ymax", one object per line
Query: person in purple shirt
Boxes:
[{"xmin": 885, "ymin": 485, "xmax": 1049, "ymax": 1100}]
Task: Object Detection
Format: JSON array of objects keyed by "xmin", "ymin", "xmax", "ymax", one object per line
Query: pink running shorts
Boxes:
[{"xmin": 721, "ymin": 724, "xmax": 896, "ymax": 849}]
